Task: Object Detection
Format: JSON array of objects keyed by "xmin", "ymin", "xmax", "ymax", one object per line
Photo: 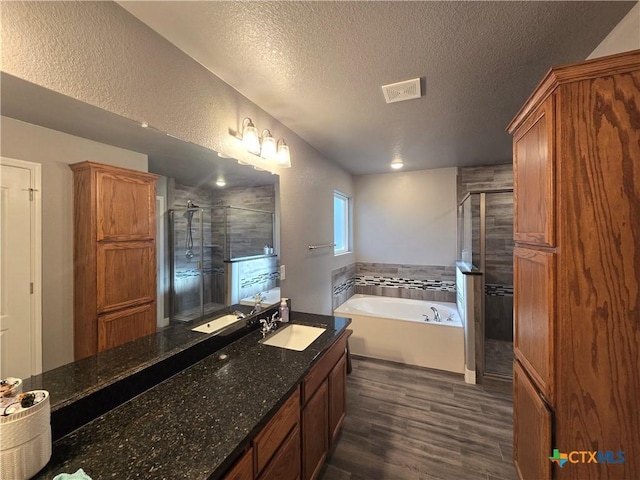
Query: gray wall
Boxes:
[
  {"xmin": 1, "ymin": 1, "xmax": 355, "ymax": 316},
  {"xmin": 0, "ymin": 116, "xmax": 148, "ymax": 371},
  {"xmin": 588, "ymin": 2, "xmax": 640, "ymax": 59},
  {"xmin": 355, "ymin": 167, "xmax": 457, "ymax": 266}
]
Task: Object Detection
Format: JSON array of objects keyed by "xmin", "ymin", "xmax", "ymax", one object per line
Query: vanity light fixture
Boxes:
[
  {"xmin": 277, "ymin": 139, "xmax": 291, "ymax": 168},
  {"xmin": 242, "ymin": 118, "xmax": 260, "ymax": 155},
  {"xmin": 238, "ymin": 117, "xmax": 292, "ymax": 168},
  {"xmin": 260, "ymin": 129, "xmax": 277, "ymax": 160},
  {"xmin": 390, "ymin": 158, "xmax": 404, "ymax": 170},
  {"xmin": 140, "ymin": 121, "xmax": 149, "ymax": 128}
]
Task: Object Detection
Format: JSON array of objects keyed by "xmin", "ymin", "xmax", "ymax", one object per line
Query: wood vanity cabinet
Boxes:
[
  {"xmin": 254, "ymin": 387, "xmax": 301, "ymax": 476},
  {"xmin": 302, "ymin": 330, "xmax": 350, "ymax": 480},
  {"xmin": 328, "ymin": 353, "xmax": 347, "ymax": 444},
  {"xmin": 70, "ymin": 161, "xmax": 159, "ymax": 360},
  {"xmin": 223, "ymin": 329, "xmax": 351, "ymax": 480},
  {"xmin": 224, "ymin": 447, "xmax": 254, "ymax": 480},
  {"xmin": 302, "ymin": 380, "xmax": 329, "ymax": 480},
  {"xmin": 508, "ymin": 50, "xmax": 640, "ymax": 480}
]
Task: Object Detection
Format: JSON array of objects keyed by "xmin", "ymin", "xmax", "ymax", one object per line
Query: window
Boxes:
[{"xmin": 334, "ymin": 191, "xmax": 350, "ymax": 255}]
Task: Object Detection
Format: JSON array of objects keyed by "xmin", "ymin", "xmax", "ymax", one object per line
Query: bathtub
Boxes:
[
  {"xmin": 239, "ymin": 287, "xmax": 281, "ymax": 307},
  {"xmin": 334, "ymin": 294, "xmax": 465, "ymax": 374}
]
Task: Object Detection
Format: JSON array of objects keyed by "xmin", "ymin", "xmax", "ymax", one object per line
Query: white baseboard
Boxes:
[{"xmin": 464, "ymin": 368, "xmax": 476, "ymax": 384}]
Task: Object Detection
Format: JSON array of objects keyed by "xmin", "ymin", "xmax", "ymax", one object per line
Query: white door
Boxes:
[{"xmin": 0, "ymin": 158, "xmax": 42, "ymax": 379}]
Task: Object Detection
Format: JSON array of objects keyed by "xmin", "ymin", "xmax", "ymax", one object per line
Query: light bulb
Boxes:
[
  {"xmin": 277, "ymin": 139, "xmax": 291, "ymax": 168},
  {"xmin": 242, "ymin": 118, "xmax": 260, "ymax": 155},
  {"xmin": 260, "ymin": 130, "xmax": 277, "ymax": 160},
  {"xmin": 390, "ymin": 159, "xmax": 403, "ymax": 170}
]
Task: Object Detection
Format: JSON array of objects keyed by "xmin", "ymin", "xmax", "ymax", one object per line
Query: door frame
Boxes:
[
  {"xmin": 0, "ymin": 157, "xmax": 43, "ymax": 375},
  {"xmin": 156, "ymin": 195, "xmax": 169, "ymax": 328}
]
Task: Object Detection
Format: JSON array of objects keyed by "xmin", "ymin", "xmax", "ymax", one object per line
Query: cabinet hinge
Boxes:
[{"xmin": 30, "ymin": 282, "xmax": 34, "ymax": 294}]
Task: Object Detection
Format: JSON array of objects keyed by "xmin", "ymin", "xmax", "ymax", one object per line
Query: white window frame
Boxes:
[{"xmin": 334, "ymin": 190, "xmax": 351, "ymax": 255}]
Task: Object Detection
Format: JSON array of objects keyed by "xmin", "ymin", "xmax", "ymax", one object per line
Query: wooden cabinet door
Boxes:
[
  {"xmin": 513, "ymin": 361, "xmax": 551, "ymax": 480},
  {"xmin": 258, "ymin": 425, "xmax": 300, "ymax": 480},
  {"xmin": 97, "ymin": 242, "xmax": 156, "ymax": 313},
  {"xmin": 302, "ymin": 380, "xmax": 328, "ymax": 480},
  {"xmin": 96, "ymin": 170, "xmax": 156, "ymax": 241},
  {"xmin": 513, "ymin": 96, "xmax": 555, "ymax": 247},
  {"xmin": 328, "ymin": 353, "xmax": 347, "ymax": 445},
  {"xmin": 224, "ymin": 447, "xmax": 254, "ymax": 480},
  {"xmin": 254, "ymin": 388, "xmax": 300, "ymax": 474},
  {"xmin": 514, "ymin": 246, "xmax": 555, "ymax": 403},
  {"xmin": 98, "ymin": 302, "xmax": 155, "ymax": 351}
]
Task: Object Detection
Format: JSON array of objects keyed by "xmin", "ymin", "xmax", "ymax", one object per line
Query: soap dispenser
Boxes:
[{"xmin": 279, "ymin": 298, "xmax": 289, "ymax": 323}]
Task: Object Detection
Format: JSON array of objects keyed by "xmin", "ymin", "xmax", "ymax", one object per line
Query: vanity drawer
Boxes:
[
  {"xmin": 253, "ymin": 386, "xmax": 300, "ymax": 473},
  {"xmin": 303, "ymin": 331, "xmax": 349, "ymax": 404}
]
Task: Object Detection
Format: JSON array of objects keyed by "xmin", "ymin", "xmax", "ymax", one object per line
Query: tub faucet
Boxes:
[{"xmin": 430, "ymin": 307, "xmax": 441, "ymax": 322}]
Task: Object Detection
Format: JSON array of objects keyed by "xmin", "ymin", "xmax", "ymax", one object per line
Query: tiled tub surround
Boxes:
[
  {"xmin": 33, "ymin": 312, "xmax": 351, "ymax": 480},
  {"xmin": 331, "ymin": 263, "xmax": 357, "ymax": 310},
  {"xmin": 227, "ymin": 255, "xmax": 279, "ymax": 305},
  {"xmin": 332, "ymin": 263, "xmax": 457, "ymax": 308}
]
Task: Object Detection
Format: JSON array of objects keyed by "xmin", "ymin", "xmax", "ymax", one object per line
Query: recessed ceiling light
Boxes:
[
  {"xmin": 216, "ymin": 179, "xmax": 226, "ymax": 187},
  {"xmin": 390, "ymin": 159, "xmax": 404, "ymax": 170}
]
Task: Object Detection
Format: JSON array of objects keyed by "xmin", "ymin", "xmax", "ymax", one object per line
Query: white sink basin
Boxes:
[
  {"xmin": 262, "ymin": 324, "xmax": 326, "ymax": 351},
  {"xmin": 192, "ymin": 314, "xmax": 242, "ymax": 334}
]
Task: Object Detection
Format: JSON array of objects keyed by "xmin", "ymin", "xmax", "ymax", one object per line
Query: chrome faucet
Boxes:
[
  {"xmin": 259, "ymin": 313, "xmax": 281, "ymax": 336},
  {"xmin": 430, "ymin": 306, "xmax": 441, "ymax": 322}
]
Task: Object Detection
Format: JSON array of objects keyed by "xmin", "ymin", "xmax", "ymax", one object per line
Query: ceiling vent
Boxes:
[{"xmin": 381, "ymin": 78, "xmax": 421, "ymax": 104}]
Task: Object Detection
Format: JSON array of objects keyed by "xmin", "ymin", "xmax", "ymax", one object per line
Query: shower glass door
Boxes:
[
  {"xmin": 170, "ymin": 208, "xmax": 225, "ymax": 322},
  {"xmin": 482, "ymin": 191, "xmax": 514, "ymax": 377}
]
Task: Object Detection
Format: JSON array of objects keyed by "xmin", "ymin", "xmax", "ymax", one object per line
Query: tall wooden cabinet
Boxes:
[
  {"xmin": 70, "ymin": 161, "xmax": 159, "ymax": 360},
  {"xmin": 508, "ymin": 50, "xmax": 640, "ymax": 480}
]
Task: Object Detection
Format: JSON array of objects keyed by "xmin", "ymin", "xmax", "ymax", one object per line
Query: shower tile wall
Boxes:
[
  {"xmin": 331, "ymin": 263, "xmax": 356, "ymax": 310},
  {"xmin": 456, "ymin": 164, "xmax": 514, "ymax": 203},
  {"xmin": 212, "ymin": 184, "xmax": 276, "ymax": 260},
  {"xmin": 484, "ymin": 193, "xmax": 514, "ymax": 341},
  {"xmin": 171, "ymin": 183, "xmax": 219, "ymax": 315},
  {"xmin": 457, "ymin": 165, "xmax": 514, "ymax": 342},
  {"xmin": 169, "ymin": 182, "xmax": 275, "ymax": 318}
]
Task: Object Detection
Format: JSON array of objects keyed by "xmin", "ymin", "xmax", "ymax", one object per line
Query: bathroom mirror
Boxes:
[{"xmin": 0, "ymin": 73, "xmax": 280, "ymax": 376}]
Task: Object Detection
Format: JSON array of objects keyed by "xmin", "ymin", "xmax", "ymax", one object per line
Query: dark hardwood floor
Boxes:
[{"xmin": 319, "ymin": 356, "xmax": 517, "ymax": 480}]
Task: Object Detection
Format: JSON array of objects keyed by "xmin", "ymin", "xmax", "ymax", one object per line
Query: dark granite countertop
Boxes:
[
  {"xmin": 34, "ymin": 312, "xmax": 351, "ymax": 480},
  {"xmin": 23, "ymin": 304, "xmax": 259, "ymax": 413}
]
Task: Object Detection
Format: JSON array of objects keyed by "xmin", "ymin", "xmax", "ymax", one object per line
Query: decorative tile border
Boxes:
[
  {"xmin": 485, "ymin": 284, "xmax": 513, "ymax": 297},
  {"xmin": 333, "ymin": 278, "xmax": 356, "ymax": 296},
  {"xmin": 355, "ymin": 275, "xmax": 456, "ymax": 292},
  {"xmin": 240, "ymin": 271, "xmax": 279, "ymax": 289},
  {"xmin": 175, "ymin": 267, "xmax": 225, "ymax": 279}
]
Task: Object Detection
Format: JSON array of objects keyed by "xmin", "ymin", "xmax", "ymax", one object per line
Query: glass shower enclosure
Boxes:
[
  {"xmin": 169, "ymin": 205, "xmax": 275, "ymax": 322},
  {"xmin": 458, "ymin": 190, "xmax": 514, "ymax": 378}
]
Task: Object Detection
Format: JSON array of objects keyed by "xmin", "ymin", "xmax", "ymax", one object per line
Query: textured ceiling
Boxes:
[{"xmin": 118, "ymin": 1, "xmax": 637, "ymax": 175}]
